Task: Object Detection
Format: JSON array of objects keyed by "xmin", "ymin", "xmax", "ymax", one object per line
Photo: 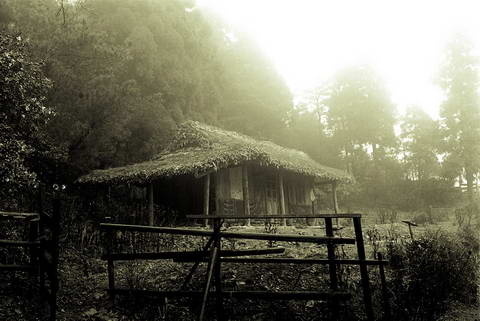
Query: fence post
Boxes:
[
  {"xmin": 28, "ymin": 216, "xmax": 39, "ymax": 278},
  {"xmin": 104, "ymin": 217, "xmax": 116, "ymax": 302},
  {"xmin": 353, "ymin": 217, "xmax": 374, "ymax": 321},
  {"xmin": 213, "ymin": 218, "xmax": 224, "ymax": 321},
  {"xmin": 324, "ymin": 218, "xmax": 338, "ymax": 290},
  {"xmin": 49, "ymin": 198, "xmax": 61, "ymax": 321},
  {"xmin": 324, "ymin": 217, "xmax": 338, "ymax": 319},
  {"xmin": 38, "ymin": 187, "xmax": 45, "ymax": 295}
]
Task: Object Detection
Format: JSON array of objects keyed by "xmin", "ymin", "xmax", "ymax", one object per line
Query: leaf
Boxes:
[{"xmin": 83, "ymin": 308, "xmax": 97, "ymax": 317}]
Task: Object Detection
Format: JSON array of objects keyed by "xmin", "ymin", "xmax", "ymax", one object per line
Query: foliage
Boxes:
[
  {"xmin": 323, "ymin": 65, "xmax": 397, "ymax": 174},
  {"xmin": 437, "ymin": 34, "xmax": 480, "ymax": 200},
  {"xmin": 387, "ymin": 230, "xmax": 479, "ymax": 321},
  {"xmin": 400, "ymin": 106, "xmax": 440, "ymax": 181},
  {"xmin": 0, "ymin": 32, "xmax": 59, "ymax": 200},
  {"xmin": 1, "ymin": 0, "xmax": 294, "ymax": 175}
]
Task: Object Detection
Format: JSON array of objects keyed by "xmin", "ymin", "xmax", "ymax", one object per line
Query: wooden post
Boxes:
[
  {"xmin": 203, "ymin": 174, "xmax": 210, "ymax": 227},
  {"xmin": 213, "ymin": 219, "xmax": 224, "ymax": 320},
  {"xmin": 199, "ymin": 245, "xmax": 219, "ymax": 321},
  {"xmin": 278, "ymin": 172, "xmax": 286, "ymax": 226},
  {"xmin": 332, "ymin": 181, "xmax": 339, "ymax": 226},
  {"xmin": 181, "ymin": 236, "xmax": 215, "ymax": 290},
  {"xmin": 215, "ymin": 172, "xmax": 221, "ymax": 216},
  {"xmin": 353, "ymin": 217, "xmax": 374, "ymax": 321},
  {"xmin": 49, "ymin": 198, "xmax": 60, "ymax": 321},
  {"xmin": 38, "ymin": 186, "xmax": 45, "ymax": 295},
  {"xmin": 402, "ymin": 220, "xmax": 417, "ymax": 240},
  {"xmin": 242, "ymin": 165, "xmax": 251, "ymax": 226},
  {"xmin": 105, "ymin": 217, "xmax": 116, "ymax": 303},
  {"xmin": 324, "ymin": 218, "xmax": 338, "ymax": 290},
  {"xmin": 148, "ymin": 183, "xmax": 154, "ymax": 226}
]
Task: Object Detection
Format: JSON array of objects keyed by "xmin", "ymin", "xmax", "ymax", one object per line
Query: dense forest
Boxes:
[{"xmin": 1, "ymin": 0, "xmax": 479, "ymax": 211}]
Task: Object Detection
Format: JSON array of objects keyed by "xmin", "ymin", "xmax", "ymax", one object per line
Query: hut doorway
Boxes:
[{"xmin": 265, "ymin": 175, "xmax": 278, "ymax": 215}]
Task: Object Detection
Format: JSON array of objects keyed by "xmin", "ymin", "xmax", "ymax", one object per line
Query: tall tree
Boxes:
[
  {"xmin": 217, "ymin": 32, "xmax": 293, "ymax": 140},
  {"xmin": 400, "ymin": 106, "xmax": 440, "ymax": 181},
  {"xmin": 323, "ymin": 65, "xmax": 397, "ymax": 176},
  {"xmin": 437, "ymin": 34, "xmax": 480, "ymax": 200},
  {"xmin": 2, "ymin": 0, "xmax": 294, "ymax": 174}
]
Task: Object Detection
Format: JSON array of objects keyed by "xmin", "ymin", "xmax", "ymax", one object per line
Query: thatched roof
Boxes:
[{"xmin": 77, "ymin": 121, "xmax": 351, "ymax": 185}]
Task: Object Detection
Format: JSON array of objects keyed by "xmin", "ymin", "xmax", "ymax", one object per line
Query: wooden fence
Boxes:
[
  {"xmin": 0, "ymin": 199, "xmax": 60, "ymax": 321},
  {"xmin": 101, "ymin": 213, "xmax": 390, "ymax": 321}
]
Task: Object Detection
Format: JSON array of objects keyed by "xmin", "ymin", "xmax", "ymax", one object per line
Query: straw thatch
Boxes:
[{"xmin": 77, "ymin": 121, "xmax": 351, "ymax": 185}]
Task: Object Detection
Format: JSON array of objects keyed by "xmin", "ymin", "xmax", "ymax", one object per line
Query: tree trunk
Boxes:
[{"xmin": 465, "ymin": 167, "xmax": 474, "ymax": 202}]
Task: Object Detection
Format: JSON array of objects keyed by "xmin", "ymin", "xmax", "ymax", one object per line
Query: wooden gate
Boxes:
[
  {"xmin": 101, "ymin": 213, "xmax": 390, "ymax": 321},
  {"xmin": 0, "ymin": 198, "xmax": 60, "ymax": 321}
]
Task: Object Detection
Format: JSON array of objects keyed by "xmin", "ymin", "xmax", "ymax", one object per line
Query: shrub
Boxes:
[
  {"xmin": 412, "ymin": 211, "xmax": 431, "ymax": 225},
  {"xmin": 387, "ymin": 230, "xmax": 479, "ymax": 321}
]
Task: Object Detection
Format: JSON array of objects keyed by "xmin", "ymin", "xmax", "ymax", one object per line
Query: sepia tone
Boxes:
[{"xmin": 0, "ymin": 1, "xmax": 479, "ymax": 321}]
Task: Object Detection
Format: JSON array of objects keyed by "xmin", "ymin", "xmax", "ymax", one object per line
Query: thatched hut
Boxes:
[{"xmin": 77, "ymin": 121, "xmax": 351, "ymax": 225}]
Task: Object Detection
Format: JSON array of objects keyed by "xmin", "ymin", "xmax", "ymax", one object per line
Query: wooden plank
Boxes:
[
  {"xmin": 0, "ymin": 239, "xmax": 40, "ymax": 247},
  {"xmin": 0, "ymin": 211, "xmax": 38, "ymax": 217},
  {"xmin": 148, "ymin": 183, "xmax": 154, "ymax": 226},
  {"xmin": 101, "ymin": 248, "xmax": 283, "ymax": 262},
  {"xmin": 242, "ymin": 164, "xmax": 251, "ymax": 226},
  {"xmin": 0, "ymin": 211, "xmax": 39, "ymax": 221},
  {"xmin": 107, "ymin": 288, "xmax": 351, "ymax": 301},
  {"xmin": 181, "ymin": 236, "xmax": 215, "ymax": 290},
  {"xmin": 354, "ymin": 217, "xmax": 374, "ymax": 321},
  {"xmin": 186, "ymin": 213, "xmax": 362, "ymax": 219},
  {"xmin": 203, "ymin": 174, "xmax": 210, "ymax": 227},
  {"xmin": 213, "ymin": 219, "xmax": 224, "ymax": 320},
  {"xmin": 220, "ymin": 231, "xmax": 355, "ymax": 244},
  {"xmin": 99, "ymin": 223, "xmax": 214, "ymax": 237},
  {"xmin": 199, "ymin": 246, "xmax": 219, "ymax": 321},
  {"xmin": 278, "ymin": 172, "xmax": 286, "ymax": 226},
  {"xmin": 220, "ymin": 247, "xmax": 285, "ymax": 257},
  {"xmin": 174, "ymin": 258, "xmax": 388, "ymax": 265},
  {"xmin": 101, "ymin": 251, "xmax": 209, "ymax": 261},
  {"xmin": 325, "ymin": 218, "xmax": 338, "ymax": 290},
  {"xmin": 220, "ymin": 290, "xmax": 351, "ymax": 300}
]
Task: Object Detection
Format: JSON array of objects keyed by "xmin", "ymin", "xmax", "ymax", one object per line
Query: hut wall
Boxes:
[
  {"xmin": 215, "ymin": 166, "xmax": 245, "ymax": 216},
  {"xmin": 229, "ymin": 167, "xmax": 243, "ymax": 200},
  {"xmin": 285, "ymin": 177, "xmax": 314, "ymax": 215},
  {"xmin": 215, "ymin": 167, "xmax": 316, "ymax": 217}
]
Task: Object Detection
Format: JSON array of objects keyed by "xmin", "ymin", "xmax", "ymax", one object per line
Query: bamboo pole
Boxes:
[
  {"xmin": 215, "ymin": 172, "xmax": 221, "ymax": 216},
  {"xmin": 278, "ymin": 172, "xmax": 286, "ymax": 226},
  {"xmin": 198, "ymin": 246, "xmax": 219, "ymax": 321},
  {"xmin": 148, "ymin": 183, "xmax": 154, "ymax": 226},
  {"xmin": 105, "ymin": 217, "xmax": 116, "ymax": 303},
  {"xmin": 203, "ymin": 174, "xmax": 210, "ymax": 227},
  {"xmin": 332, "ymin": 181, "xmax": 339, "ymax": 226},
  {"xmin": 242, "ymin": 165, "xmax": 251, "ymax": 226},
  {"xmin": 324, "ymin": 218, "xmax": 338, "ymax": 290},
  {"xmin": 353, "ymin": 217, "xmax": 374, "ymax": 321}
]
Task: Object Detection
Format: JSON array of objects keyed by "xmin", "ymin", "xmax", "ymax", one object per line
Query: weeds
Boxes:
[{"xmin": 386, "ymin": 230, "xmax": 479, "ymax": 321}]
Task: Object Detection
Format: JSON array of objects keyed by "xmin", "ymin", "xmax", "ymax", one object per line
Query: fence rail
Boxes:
[
  {"xmin": 101, "ymin": 213, "xmax": 391, "ymax": 321},
  {"xmin": 0, "ymin": 198, "xmax": 60, "ymax": 321}
]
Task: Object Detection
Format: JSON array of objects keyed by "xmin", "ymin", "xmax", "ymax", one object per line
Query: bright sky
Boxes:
[{"xmin": 197, "ymin": 0, "xmax": 480, "ymax": 119}]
